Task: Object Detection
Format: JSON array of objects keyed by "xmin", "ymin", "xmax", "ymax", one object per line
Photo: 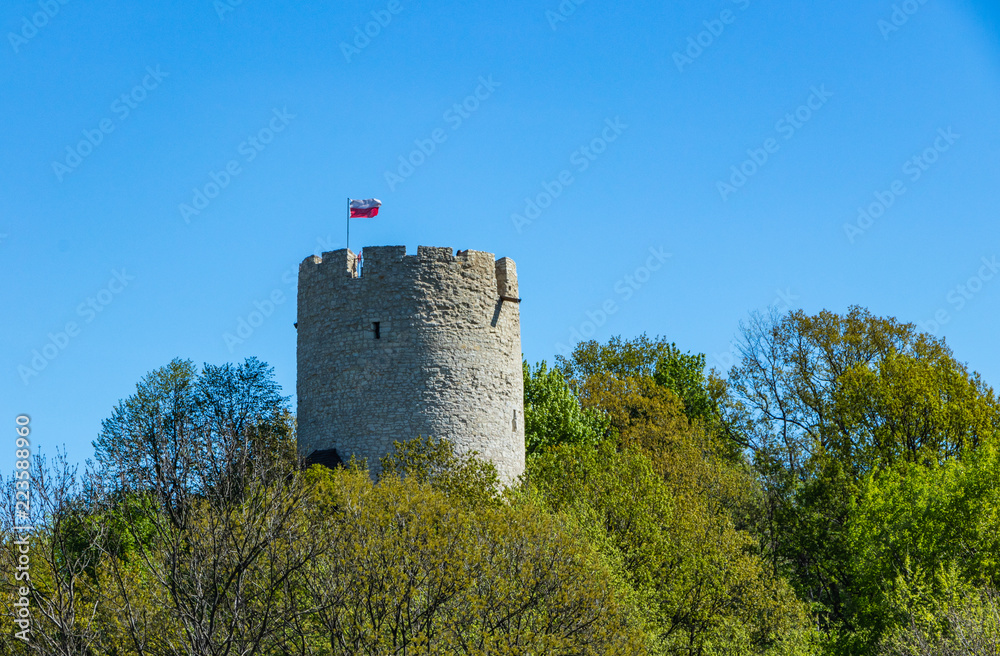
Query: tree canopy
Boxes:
[{"xmin": 5, "ymin": 307, "xmax": 1000, "ymax": 655}]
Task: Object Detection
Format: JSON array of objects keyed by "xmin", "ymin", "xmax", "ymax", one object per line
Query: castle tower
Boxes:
[{"xmin": 296, "ymin": 245, "xmax": 525, "ymax": 482}]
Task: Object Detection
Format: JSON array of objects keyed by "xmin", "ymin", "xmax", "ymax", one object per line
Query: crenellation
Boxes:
[
  {"xmin": 416, "ymin": 245, "xmax": 454, "ymax": 262},
  {"xmin": 360, "ymin": 245, "xmax": 405, "ymax": 276},
  {"xmin": 495, "ymin": 257, "xmax": 518, "ymax": 298},
  {"xmin": 466, "ymin": 250, "xmax": 495, "ymax": 268},
  {"xmin": 300, "ymin": 249, "xmax": 359, "ymax": 279}
]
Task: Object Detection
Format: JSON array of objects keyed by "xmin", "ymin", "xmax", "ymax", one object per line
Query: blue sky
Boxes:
[{"xmin": 2, "ymin": 0, "xmax": 998, "ymax": 473}]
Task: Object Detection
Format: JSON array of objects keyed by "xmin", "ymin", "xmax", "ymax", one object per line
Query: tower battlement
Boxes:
[
  {"xmin": 296, "ymin": 245, "xmax": 525, "ymax": 481},
  {"xmin": 299, "ymin": 246, "xmax": 517, "ymax": 295}
]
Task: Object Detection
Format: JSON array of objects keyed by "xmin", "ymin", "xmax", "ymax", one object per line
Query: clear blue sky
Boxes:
[{"xmin": 2, "ymin": 0, "xmax": 998, "ymax": 473}]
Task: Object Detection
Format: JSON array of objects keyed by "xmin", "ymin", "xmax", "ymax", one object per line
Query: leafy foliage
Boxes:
[
  {"xmin": 522, "ymin": 360, "xmax": 607, "ymax": 455},
  {"xmin": 379, "ymin": 434, "xmax": 503, "ymax": 506},
  {"xmin": 529, "ymin": 441, "xmax": 817, "ymax": 656},
  {"xmin": 879, "ymin": 579, "xmax": 1000, "ymax": 656},
  {"xmin": 557, "ymin": 334, "xmax": 717, "ymax": 427},
  {"xmin": 93, "ymin": 356, "xmax": 295, "ymax": 503},
  {"xmin": 7, "ymin": 311, "xmax": 1000, "ymax": 655},
  {"xmin": 302, "ymin": 460, "xmax": 649, "ymax": 655},
  {"xmin": 534, "ymin": 335, "xmax": 818, "ymax": 655},
  {"xmin": 720, "ymin": 306, "xmax": 1000, "ymax": 638},
  {"xmin": 848, "ymin": 444, "xmax": 1000, "ymax": 645}
]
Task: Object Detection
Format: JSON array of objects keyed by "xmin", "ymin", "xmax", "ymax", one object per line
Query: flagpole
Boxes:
[{"xmin": 346, "ymin": 197, "xmax": 350, "ymax": 253}]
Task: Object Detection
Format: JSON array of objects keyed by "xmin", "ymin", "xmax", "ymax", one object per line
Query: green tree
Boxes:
[
  {"xmin": 0, "ymin": 451, "xmax": 109, "ymax": 656},
  {"xmin": 93, "ymin": 357, "xmax": 295, "ymax": 505},
  {"xmin": 522, "ymin": 360, "xmax": 608, "ymax": 456},
  {"xmin": 89, "ymin": 357, "xmax": 313, "ymax": 656},
  {"xmin": 529, "ymin": 441, "xmax": 817, "ymax": 656},
  {"xmin": 879, "ymin": 577, "xmax": 1000, "ymax": 656},
  {"xmin": 557, "ymin": 334, "xmax": 717, "ymax": 427},
  {"xmin": 721, "ymin": 306, "xmax": 1000, "ymax": 642},
  {"xmin": 848, "ymin": 443, "xmax": 1000, "ymax": 646},
  {"xmin": 301, "ymin": 448, "xmax": 650, "ymax": 655},
  {"xmin": 380, "ymin": 434, "xmax": 504, "ymax": 505},
  {"xmin": 553, "ymin": 335, "xmax": 749, "ymax": 502}
]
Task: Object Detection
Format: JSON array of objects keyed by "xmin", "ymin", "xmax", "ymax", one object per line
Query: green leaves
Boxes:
[
  {"xmin": 305, "ymin": 462, "xmax": 649, "ymax": 655},
  {"xmin": 379, "ymin": 435, "xmax": 503, "ymax": 506},
  {"xmin": 723, "ymin": 306, "xmax": 1000, "ymax": 651},
  {"xmin": 12, "ymin": 310, "xmax": 1000, "ymax": 655},
  {"xmin": 527, "ymin": 332, "xmax": 818, "ymax": 655},
  {"xmin": 93, "ymin": 356, "xmax": 294, "ymax": 502},
  {"xmin": 529, "ymin": 441, "xmax": 817, "ymax": 656},
  {"xmin": 835, "ymin": 345, "xmax": 1000, "ymax": 471},
  {"xmin": 522, "ymin": 360, "xmax": 608, "ymax": 456},
  {"xmin": 848, "ymin": 445, "xmax": 1000, "ymax": 643},
  {"xmin": 556, "ymin": 334, "xmax": 717, "ymax": 427}
]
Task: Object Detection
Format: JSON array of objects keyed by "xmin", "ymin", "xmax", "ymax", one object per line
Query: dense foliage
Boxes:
[
  {"xmin": 522, "ymin": 359, "xmax": 607, "ymax": 455},
  {"xmin": 717, "ymin": 307, "xmax": 1000, "ymax": 652},
  {"xmin": 3, "ymin": 307, "xmax": 1000, "ymax": 654}
]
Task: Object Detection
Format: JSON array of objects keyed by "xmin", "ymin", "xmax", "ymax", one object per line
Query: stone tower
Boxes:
[{"xmin": 296, "ymin": 245, "xmax": 525, "ymax": 482}]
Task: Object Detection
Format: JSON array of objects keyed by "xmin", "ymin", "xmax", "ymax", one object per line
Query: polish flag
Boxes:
[{"xmin": 350, "ymin": 198, "xmax": 382, "ymax": 218}]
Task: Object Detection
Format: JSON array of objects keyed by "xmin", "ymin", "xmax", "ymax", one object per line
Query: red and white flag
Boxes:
[{"xmin": 349, "ymin": 198, "xmax": 382, "ymax": 218}]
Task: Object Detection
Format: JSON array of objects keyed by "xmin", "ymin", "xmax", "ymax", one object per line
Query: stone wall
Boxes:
[{"xmin": 296, "ymin": 245, "xmax": 525, "ymax": 482}]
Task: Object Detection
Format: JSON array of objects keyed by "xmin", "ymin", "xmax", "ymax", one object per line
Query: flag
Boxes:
[{"xmin": 349, "ymin": 198, "xmax": 382, "ymax": 218}]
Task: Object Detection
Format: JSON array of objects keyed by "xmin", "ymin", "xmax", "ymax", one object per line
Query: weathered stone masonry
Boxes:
[{"xmin": 296, "ymin": 245, "xmax": 525, "ymax": 482}]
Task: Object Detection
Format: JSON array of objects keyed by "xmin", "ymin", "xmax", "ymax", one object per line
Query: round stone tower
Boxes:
[{"xmin": 296, "ymin": 245, "xmax": 525, "ymax": 482}]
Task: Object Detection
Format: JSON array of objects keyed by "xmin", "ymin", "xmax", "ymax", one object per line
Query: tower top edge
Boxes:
[{"xmin": 299, "ymin": 245, "xmax": 515, "ymax": 272}]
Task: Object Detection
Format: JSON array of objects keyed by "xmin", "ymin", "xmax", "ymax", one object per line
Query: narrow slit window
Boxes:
[
  {"xmin": 512, "ymin": 409, "xmax": 517, "ymax": 431},
  {"xmin": 373, "ymin": 322, "xmax": 381, "ymax": 339}
]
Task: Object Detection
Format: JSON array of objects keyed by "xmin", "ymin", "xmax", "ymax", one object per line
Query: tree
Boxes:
[
  {"xmin": 529, "ymin": 441, "xmax": 817, "ymax": 656},
  {"xmin": 89, "ymin": 357, "xmax": 315, "ymax": 656},
  {"xmin": 93, "ymin": 357, "xmax": 295, "ymax": 507},
  {"xmin": 522, "ymin": 360, "xmax": 607, "ymax": 456},
  {"xmin": 379, "ymin": 434, "xmax": 504, "ymax": 505},
  {"xmin": 723, "ymin": 306, "xmax": 998, "ymax": 476},
  {"xmin": 720, "ymin": 306, "xmax": 1000, "ymax": 637},
  {"xmin": 299, "ymin": 442, "xmax": 650, "ymax": 655},
  {"xmin": 557, "ymin": 334, "xmax": 717, "ymax": 427},
  {"xmin": 880, "ymin": 580, "xmax": 1000, "ymax": 656},
  {"xmin": 848, "ymin": 443, "xmax": 1000, "ymax": 646},
  {"xmin": 554, "ymin": 335, "xmax": 749, "ymax": 502},
  {"xmin": 558, "ymin": 334, "xmax": 680, "ymax": 381},
  {"xmin": 0, "ymin": 452, "xmax": 108, "ymax": 656},
  {"xmin": 536, "ymin": 335, "xmax": 816, "ymax": 654}
]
